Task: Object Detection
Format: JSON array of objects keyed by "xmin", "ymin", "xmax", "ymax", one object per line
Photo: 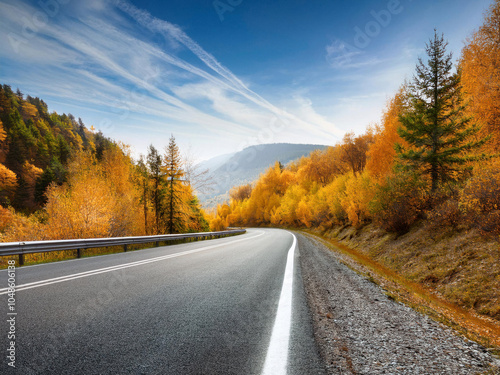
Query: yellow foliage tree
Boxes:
[
  {"xmin": 21, "ymin": 161, "xmax": 43, "ymax": 210},
  {"xmin": 0, "ymin": 120, "xmax": 6, "ymax": 142},
  {"xmin": 0, "ymin": 163, "xmax": 17, "ymax": 191},
  {"xmin": 0, "ymin": 206, "xmax": 13, "ymax": 234},
  {"xmin": 210, "ymin": 214, "xmax": 226, "ymax": 231},
  {"xmin": 45, "ymin": 155, "xmax": 114, "ymax": 239},
  {"xmin": 45, "ymin": 148, "xmax": 144, "ymax": 239},
  {"xmin": 274, "ymin": 184, "xmax": 307, "ymax": 226},
  {"xmin": 101, "ymin": 145, "xmax": 144, "ymax": 236},
  {"xmin": 341, "ymin": 172, "xmax": 375, "ymax": 227},
  {"xmin": 20, "ymin": 102, "xmax": 38, "ymax": 120},
  {"xmin": 0, "ymin": 120, "xmax": 7, "ymax": 163}
]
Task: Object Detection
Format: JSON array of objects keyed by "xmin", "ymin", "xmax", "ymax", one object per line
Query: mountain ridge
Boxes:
[{"xmin": 198, "ymin": 143, "xmax": 328, "ymax": 207}]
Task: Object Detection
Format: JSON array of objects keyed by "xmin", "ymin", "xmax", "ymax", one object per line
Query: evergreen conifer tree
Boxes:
[
  {"xmin": 397, "ymin": 31, "xmax": 488, "ymax": 191},
  {"xmin": 163, "ymin": 135, "xmax": 185, "ymax": 234}
]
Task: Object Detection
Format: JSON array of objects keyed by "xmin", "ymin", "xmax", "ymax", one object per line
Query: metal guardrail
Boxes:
[{"xmin": 0, "ymin": 229, "xmax": 246, "ymax": 265}]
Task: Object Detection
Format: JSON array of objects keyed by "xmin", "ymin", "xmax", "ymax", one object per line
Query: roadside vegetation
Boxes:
[{"xmin": 213, "ymin": 1, "xmax": 500, "ymax": 327}]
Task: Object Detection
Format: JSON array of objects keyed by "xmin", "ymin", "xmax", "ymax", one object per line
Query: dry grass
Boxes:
[{"xmin": 302, "ymin": 224, "xmax": 500, "ymax": 351}]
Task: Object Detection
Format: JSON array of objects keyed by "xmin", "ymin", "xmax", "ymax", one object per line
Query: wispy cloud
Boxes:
[
  {"xmin": 0, "ymin": 0, "xmax": 344, "ymax": 158},
  {"xmin": 325, "ymin": 39, "xmax": 383, "ymax": 69}
]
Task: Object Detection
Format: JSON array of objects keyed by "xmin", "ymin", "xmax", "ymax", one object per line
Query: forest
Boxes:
[
  {"xmin": 0, "ymin": 85, "xmax": 209, "ymax": 245},
  {"xmin": 213, "ymin": 2, "xmax": 500, "ymax": 241}
]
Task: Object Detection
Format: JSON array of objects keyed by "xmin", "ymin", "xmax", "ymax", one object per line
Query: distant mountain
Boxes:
[
  {"xmin": 198, "ymin": 143, "xmax": 328, "ymax": 207},
  {"xmin": 197, "ymin": 152, "xmax": 234, "ymax": 173}
]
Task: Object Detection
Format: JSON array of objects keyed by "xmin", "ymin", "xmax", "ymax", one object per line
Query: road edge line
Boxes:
[{"xmin": 261, "ymin": 233, "xmax": 296, "ymax": 375}]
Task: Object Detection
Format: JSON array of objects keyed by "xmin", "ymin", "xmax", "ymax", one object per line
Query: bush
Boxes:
[
  {"xmin": 369, "ymin": 171, "xmax": 428, "ymax": 234},
  {"xmin": 460, "ymin": 160, "xmax": 500, "ymax": 236},
  {"xmin": 426, "ymin": 187, "xmax": 463, "ymax": 230},
  {"xmin": 428, "ymin": 198, "xmax": 462, "ymax": 230}
]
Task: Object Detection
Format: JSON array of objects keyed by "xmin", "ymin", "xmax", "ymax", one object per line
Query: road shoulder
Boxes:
[{"xmin": 296, "ymin": 232, "xmax": 500, "ymax": 375}]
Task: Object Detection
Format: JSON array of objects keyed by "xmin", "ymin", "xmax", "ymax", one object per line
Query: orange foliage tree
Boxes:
[
  {"xmin": 460, "ymin": 0, "xmax": 500, "ymax": 151},
  {"xmin": 230, "ymin": 184, "xmax": 252, "ymax": 202},
  {"xmin": 340, "ymin": 131, "xmax": 374, "ymax": 176},
  {"xmin": 366, "ymin": 88, "xmax": 408, "ymax": 180}
]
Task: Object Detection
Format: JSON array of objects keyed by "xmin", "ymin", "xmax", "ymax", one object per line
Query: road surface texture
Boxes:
[
  {"xmin": 0, "ymin": 229, "xmax": 324, "ymax": 374},
  {"xmin": 0, "ymin": 228, "xmax": 498, "ymax": 374},
  {"xmin": 296, "ymin": 232, "xmax": 500, "ymax": 375}
]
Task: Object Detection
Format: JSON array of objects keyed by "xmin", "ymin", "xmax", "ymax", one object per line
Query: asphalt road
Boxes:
[{"xmin": 0, "ymin": 228, "xmax": 325, "ymax": 374}]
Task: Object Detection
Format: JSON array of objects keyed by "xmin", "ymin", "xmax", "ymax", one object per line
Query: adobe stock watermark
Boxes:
[
  {"xmin": 8, "ymin": 0, "xmax": 71, "ymax": 54},
  {"xmin": 326, "ymin": 0, "xmax": 411, "ymax": 68},
  {"xmin": 213, "ymin": 0, "xmax": 243, "ymax": 22},
  {"xmin": 90, "ymin": 66, "xmax": 162, "ymax": 135},
  {"xmin": 5, "ymin": 260, "xmax": 16, "ymax": 369}
]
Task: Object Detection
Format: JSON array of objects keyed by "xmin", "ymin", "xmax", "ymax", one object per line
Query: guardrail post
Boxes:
[
  {"xmin": 19, "ymin": 254, "xmax": 24, "ymax": 266},
  {"xmin": 77, "ymin": 249, "xmax": 82, "ymax": 258},
  {"xmin": 124, "ymin": 244, "xmax": 128, "ymax": 252},
  {"xmin": 155, "ymin": 241, "xmax": 159, "ymax": 247}
]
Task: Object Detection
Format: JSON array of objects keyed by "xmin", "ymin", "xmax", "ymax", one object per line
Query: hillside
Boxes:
[
  {"xmin": 0, "ymin": 85, "xmax": 210, "ymax": 244},
  {"xmin": 198, "ymin": 143, "xmax": 328, "ymax": 206},
  {"xmin": 0, "ymin": 84, "xmax": 114, "ymax": 213}
]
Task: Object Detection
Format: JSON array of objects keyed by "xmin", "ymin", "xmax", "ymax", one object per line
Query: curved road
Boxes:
[{"xmin": 0, "ymin": 228, "xmax": 325, "ymax": 374}]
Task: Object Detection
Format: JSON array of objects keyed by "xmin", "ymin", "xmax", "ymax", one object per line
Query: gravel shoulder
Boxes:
[{"xmin": 296, "ymin": 232, "xmax": 500, "ymax": 375}]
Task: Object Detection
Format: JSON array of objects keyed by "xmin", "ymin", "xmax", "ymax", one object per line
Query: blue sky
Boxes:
[{"xmin": 0, "ymin": 0, "xmax": 492, "ymax": 160}]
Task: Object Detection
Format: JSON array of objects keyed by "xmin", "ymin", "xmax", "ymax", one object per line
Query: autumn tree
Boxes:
[
  {"xmin": 340, "ymin": 131, "xmax": 373, "ymax": 176},
  {"xmin": 0, "ymin": 163, "xmax": 17, "ymax": 206},
  {"xmin": 0, "ymin": 120, "xmax": 16, "ymax": 205},
  {"xmin": 45, "ymin": 152, "xmax": 115, "ymax": 239},
  {"xmin": 460, "ymin": 0, "xmax": 500, "ymax": 151},
  {"xmin": 298, "ymin": 147, "xmax": 345, "ymax": 186},
  {"xmin": 44, "ymin": 148, "xmax": 144, "ymax": 239},
  {"xmin": 0, "ymin": 120, "xmax": 6, "ymax": 144},
  {"xmin": 101, "ymin": 145, "xmax": 144, "ymax": 237},
  {"xmin": 230, "ymin": 184, "xmax": 252, "ymax": 202},
  {"xmin": 397, "ymin": 31, "xmax": 488, "ymax": 191},
  {"xmin": 21, "ymin": 161, "xmax": 43, "ymax": 211},
  {"xmin": 366, "ymin": 88, "xmax": 408, "ymax": 180}
]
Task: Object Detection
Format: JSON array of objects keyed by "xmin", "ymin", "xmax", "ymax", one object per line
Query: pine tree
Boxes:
[
  {"xmin": 163, "ymin": 135, "xmax": 185, "ymax": 234},
  {"xmin": 136, "ymin": 155, "xmax": 151, "ymax": 235},
  {"xmin": 397, "ymin": 31, "xmax": 488, "ymax": 191},
  {"xmin": 147, "ymin": 145, "xmax": 163, "ymax": 234}
]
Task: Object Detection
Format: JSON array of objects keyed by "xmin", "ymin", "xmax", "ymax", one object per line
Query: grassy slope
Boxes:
[{"xmin": 303, "ymin": 222, "xmax": 500, "ymax": 350}]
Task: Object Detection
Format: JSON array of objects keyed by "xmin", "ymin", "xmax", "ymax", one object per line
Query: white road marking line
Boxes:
[
  {"xmin": 0, "ymin": 231, "xmax": 265, "ymax": 294},
  {"xmin": 261, "ymin": 233, "xmax": 296, "ymax": 375}
]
